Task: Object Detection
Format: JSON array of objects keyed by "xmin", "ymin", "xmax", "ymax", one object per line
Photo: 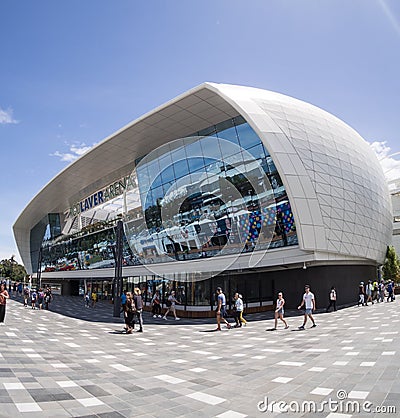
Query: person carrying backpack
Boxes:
[
  {"xmin": 31, "ymin": 289, "xmax": 37, "ymax": 309},
  {"xmin": 44, "ymin": 288, "xmax": 52, "ymax": 310},
  {"xmin": 23, "ymin": 286, "xmax": 30, "ymax": 307},
  {"xmin": 151, "ymin": 290, "xmax": 162, "ymax": 318},
  {"xmin": 387, "ymin": 281, "xmax": 394, "ymax": 302},
  {"xmin": 38, "ymin": 289, "xmax": 44, "ymax": 309},
  {"xmin": 326, "ymin": 286, "xmax": 337, "ymax": 312},
  {"xmin": 124, "ymin": 292, "xmax": 136, "ymax": 334},
  {"xmin": 163, "ymin": 290, "xmax": 180, "ymax": 320}
]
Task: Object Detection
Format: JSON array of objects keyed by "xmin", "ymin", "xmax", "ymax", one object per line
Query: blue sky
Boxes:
[{"xmin": 1, "ymin": 0, "xmax": 400, "ymax": 263}]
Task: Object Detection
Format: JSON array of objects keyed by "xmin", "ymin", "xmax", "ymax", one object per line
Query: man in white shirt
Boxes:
[{"xmin": 297, "ymin": 285, "xmax": 316, "ymax": 330}]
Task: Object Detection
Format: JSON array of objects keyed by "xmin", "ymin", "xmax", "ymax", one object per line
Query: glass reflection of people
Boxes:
[{"xmin": 276, "ymin": 211, "xmax": 287, "ymax": 246}]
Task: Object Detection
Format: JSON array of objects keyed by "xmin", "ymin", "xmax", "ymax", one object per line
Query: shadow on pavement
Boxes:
[{"xmin": 8, "ymin": 293, "xmax": 354, "ymax": 326}]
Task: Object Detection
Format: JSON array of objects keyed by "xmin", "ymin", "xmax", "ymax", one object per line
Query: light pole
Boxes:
[
  {"xmin": 112, "ymin": 220, "xmax": 124, "ymax": 317},
  {"xmin": 37, "ymin": 247, "xmax": 43, "ymax": 290}
]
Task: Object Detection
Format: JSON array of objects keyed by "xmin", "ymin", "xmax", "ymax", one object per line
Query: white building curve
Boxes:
[{"xmin": 13, "ymin": 83, "xmax": 392, "ymax": 312}]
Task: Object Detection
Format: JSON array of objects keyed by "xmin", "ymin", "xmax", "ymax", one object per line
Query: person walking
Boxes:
[
  {"xmin": 91, "ymin": 291, "xmax": 97, "ymax": 308},
  {"xmin": 326, "ymin": 286, "xmax": 337, "ymax": 312},
  {"xmin": 44, "ymin": 287, "xmax": 52, "ymax": 310},
  {"xmin": 163, "ymin": 290, "xmax": 181, "ymax": 320},
  {"xmin": 298, "ymin": 285, "xmax": 316, "ymax": 329},
  {"xmin": 233, "ymin": 293, "xmax": 243, "ymax": 328},
  {"xmin": 17, "ymin": 282, "xmax": 23, "ymax": 298},
  {"xmin": 272, "ymin": 292, "xmax": 289, "ymax": 330},
  {"xmin": 387, "ymin": 280, "xmax": 394, "ymax": 302},
  {"xmin": 378, "ymin": 280, "xmax": 385, "ymax": 303},
  {"xmin": 0, "ymin": 283, "xmax": 10, "ymax": 325},
  {"xmin": 133, "ymin": 288, "xmax": 144, "ymax": 332},
  {"xmin": 358, "ymin": 282, "xmax": 366, "ymax": 306},
  {"xmin": 31, "ymin": 289, "xmax": 37, "ymax": 309},
  {"xmin": 124, "ymin": 292, "xmax": 135, "ymax": 334},
  {"xmin": 38, "ymin": 288, "xmax": 44, "ymax": 309},
  {"xmin": 215, "ymin": 287, "xmax": 231, "ymax": 331},
  {"xmin": 23, "ymin": 286, "xmax": 30, "ymax": 307},
  {"xmin": 238, "ymin": 294, "xmax": 247, "ymax": 326},
  {"xmin": 120, "ymin": 290, "xmax": 127, "ymax": 313},
  {"xmin": 151, "ymin": 290, "xmax": 162, "ymax": 318},
  {"xmin": 372, "ymin": 280, "xmax": 379, "ymax": 303},
  {"xmin": 365, "ymin": 281, "xmax": 373, "ymax": 305}
]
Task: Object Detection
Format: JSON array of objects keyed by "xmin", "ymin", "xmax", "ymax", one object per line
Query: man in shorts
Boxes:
[
  {"xmin": 215, "ymin": 287, "xmax": 231, "ymax": 331},
  {"xmin": 298, "ymin": 285, "xmax": 316, "ymax": 330}
]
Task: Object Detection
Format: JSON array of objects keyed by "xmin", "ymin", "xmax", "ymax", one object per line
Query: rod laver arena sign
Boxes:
[{"xmin": 68, "ymin": 174, "xmax": 136, "ymax": 216}]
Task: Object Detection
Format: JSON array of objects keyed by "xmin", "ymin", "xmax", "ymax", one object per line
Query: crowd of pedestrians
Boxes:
[
  {"xmin": 358, "ymin": 279, "xmax": 395, "ymax": 306},
  {"xmin": 0, "ymin": 279, "xmax": 54, "ymax": 325},
  {"xmin": 212, "ymin": 278, "xmax": 397, "ymax": 332},
  {"xmin": 22, "ymin": 286, "xmax": 53, "ymax": 310},
  {"xmin": 0, "ymin": 276, "xmax": 397, "ymax": 331}
]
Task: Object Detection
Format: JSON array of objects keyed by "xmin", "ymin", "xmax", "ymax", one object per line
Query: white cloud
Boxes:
[
  {"xmin": 51, "ymin": 142, "xmax": 95, "ymax": 163},
  {"xmin": 71, "ymin": 143, "xmax": 92, "ymax": 156},
  {"xmin": 370, "ymin": 141, "xmax": 400, "ymax": 190},
  {"xmin": 0, "ymin": 107, "xmax": 18, "ymax": 124}
]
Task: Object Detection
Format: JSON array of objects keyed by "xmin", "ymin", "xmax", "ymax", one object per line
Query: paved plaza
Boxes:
[{"xmin": 0, "ymin": 294, "xmax": 399, "ymax": 418}]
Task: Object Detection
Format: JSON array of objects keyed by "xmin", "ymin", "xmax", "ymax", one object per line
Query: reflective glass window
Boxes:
[
  {"xmin": 236, "ymin": 122, "xmax": 261, "ymax": 150},
  {"xmin": 246, "ymin": 143, "xmax": 266, "ymax": 161},
  {"xmin": 216, "ymin": 124, "xmax": 240, "ymax": 148},
  {"xmin": 38, "ymin": 117, "xmax": 298, "ymax": 275}
]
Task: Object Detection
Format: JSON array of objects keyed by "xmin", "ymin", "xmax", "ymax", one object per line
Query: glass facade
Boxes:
[
  {"xmin": 77, "ymin": 272, "xmax": 274, "ymax": 309},
  {"xmin": 36, "ymin": 116, "xmax": 297, "ymax": 306},
  {"xmin": 124, "ymin": 116, "xmax": 297, "ymax": 264}
]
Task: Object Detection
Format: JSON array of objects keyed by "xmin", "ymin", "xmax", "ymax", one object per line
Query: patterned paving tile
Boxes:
[
  {"xmin": 0, "ymin": 295, "xmax": 399, "ymax": 417},
  {"xmin": 186, "ymin": 391, "xmax": 226, "ymax": 405}
]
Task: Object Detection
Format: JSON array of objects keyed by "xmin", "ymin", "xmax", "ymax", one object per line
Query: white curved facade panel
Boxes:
[{"xmin": 210, "ymin": 84, "xmax": 392, "ymax": 263}]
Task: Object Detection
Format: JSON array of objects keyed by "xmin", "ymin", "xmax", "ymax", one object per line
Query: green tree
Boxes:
[
  {"xmin": 382, "ymin": 246, "xmax": 399, "ymax": 282},
  {"xmin": 0, "ymin": 256, "xmax": 27, "ymax": 281}
]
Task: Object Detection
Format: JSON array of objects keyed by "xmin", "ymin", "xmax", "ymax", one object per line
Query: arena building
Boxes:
[
  {"xmin": 389, "ymin": 178, "xmax": 400, "ymax": 256},
  {"xmin": 13, "ymin": 83, "xmax": 392, "ymax": 315}
]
